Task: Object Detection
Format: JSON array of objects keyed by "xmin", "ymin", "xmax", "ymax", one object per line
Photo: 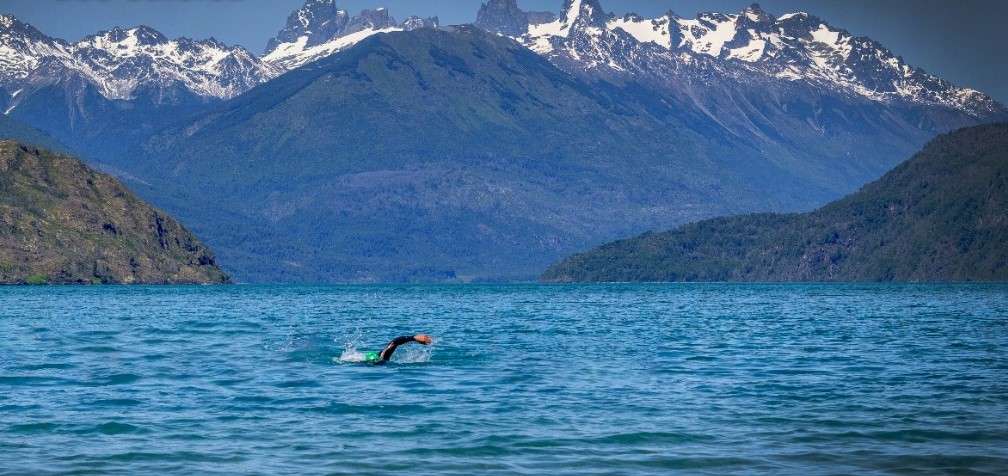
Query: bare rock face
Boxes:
[
  {"xmin": 264, "ymin": 0, "xmax": 351, "ymax": 54},
  {"xmin": 475, "ymin": 0, "xmax": 529, "ymax": 37},
  {"xmin": 0, "ymin": 141, "xmax": 231, "ymax": 284}
]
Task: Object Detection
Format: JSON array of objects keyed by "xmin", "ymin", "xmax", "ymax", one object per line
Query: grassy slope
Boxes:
[{"xmin": 0, "ymin": 141, "xmax": 231, "ymax": 284}]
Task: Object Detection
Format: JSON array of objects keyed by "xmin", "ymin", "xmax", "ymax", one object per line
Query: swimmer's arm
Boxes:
[{"xmin": 378, "ymin": 334, "xmax": 433, "ymax": 360}]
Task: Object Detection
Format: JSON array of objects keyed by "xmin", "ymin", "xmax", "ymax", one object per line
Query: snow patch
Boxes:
[
  {"xmin": 263, "ymin": 35, "xmax": 309, "ymax": 64},
  {"xmin": 810, "ymin": 24, "xmax": 841, "ymax": 47},
  {"xmin": 609, "ymin": 17, "xmax": 669, "ymax": 48},
  {"xmin": 678, "ymin": 15, "xmax": 738, "ymax": 56},
  {"xmin": 564, "ymin": 0, "xmax": 584, "ymax": 26},
  {"xmin": 525, "ymin": 17, "xmax": 568, "ymax": 54},
  {"xmin": 728, "ymin": 38, "xmax": 766, "ymax": 62},
  {"xmin": 264, "ymin": 27, "xmax": 402, "ymax": 70}
]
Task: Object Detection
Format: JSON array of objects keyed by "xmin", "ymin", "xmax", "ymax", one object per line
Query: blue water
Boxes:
[{"xmin": 2, "ymin": 284, "xmax": 1007, "ymax": 475}]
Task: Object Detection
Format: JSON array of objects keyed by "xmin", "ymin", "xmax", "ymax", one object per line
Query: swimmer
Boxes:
[{"xmin": 360, "ymin": 334, "xmax": 433, "ymax": 363}]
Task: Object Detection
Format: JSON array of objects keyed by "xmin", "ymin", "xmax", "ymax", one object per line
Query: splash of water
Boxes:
[
  {"xmin": 335, "ymin": 329, "xmax": 367, "ymax": 363},
  {"xmin": 334, "ymin": 333, "xmax": 434, "ymax": 364},
  {"xmin": 391, "ymin": 342, "xmax": 434, "ymax": 364}
]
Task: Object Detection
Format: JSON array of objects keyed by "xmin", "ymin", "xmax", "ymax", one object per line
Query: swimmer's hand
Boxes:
[{"xmin": 414, "ymin": 334, "xmax": 433, "ymax": 345}]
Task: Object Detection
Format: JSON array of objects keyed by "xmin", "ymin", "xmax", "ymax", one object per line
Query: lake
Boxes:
[{"xmin": 2, "ymin": 284, "xmax": 1007, "ymax": 474}]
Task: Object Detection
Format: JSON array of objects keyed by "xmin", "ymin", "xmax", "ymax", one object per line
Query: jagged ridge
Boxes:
[
  {"xmin": 0, "ymin": 14, "xmax": 279, "ymax": 105},
  {"xmin": 479, "ymin": 0, "xmax": 1005, "ymax": 117},
  {"xmin": 262, "ymin": 0, "xmax": 439, "ymax": 70},
  {"xmin": 1, "ymin": 0, "xmax": 1003, "ymax": 117}
]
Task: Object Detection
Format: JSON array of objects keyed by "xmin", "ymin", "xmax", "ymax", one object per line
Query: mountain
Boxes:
[
  {"xmin": 0, "ymin": 14, "xmax": 67, "ymax": 90},
  {"xmin": 135, "ymin": 26, "xmax": 829, "ymax": 283},
  {"xmin": 263, "ymin": 0, "xmax": 439, "ymax": 70},
  {"xmin": 0, "ymin": 15, "xmax": 279, "ymax": 160},
  {"xmin": 3, "ymin": 0, "xmax": 1002, "ymax": 167},
  {"xmin": 481, "ymin": 0, "xmax": 1003, "ymax": 119},
  {"xmin": 0, "ymin": 113, "xmax": 69, "ymax": 153},
  {"xmin": 541, "ymin": 123, "xmax": 1008, "ymax": 282},
  {"xmin": 0, "ymin": 141, "xmax": 231, "ymax": 284},
  {"xmin": 0, "ymin": 15, "xmax": 278, "ymax": 102},
  {"xmin": 474, "ymin": 0, "xmax": 1006, "ymax": 181},
  {"xmin": 3, "ymin": 1, "xmax": 1007, "ymax": 283},
  {"xmin": 474, "ymin": 0, "xmax": 556, "ymax": 37}
]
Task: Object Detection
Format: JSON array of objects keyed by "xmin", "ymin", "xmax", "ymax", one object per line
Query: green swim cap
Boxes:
[{"xmin": 364, "ymin": 351, "xmax": 380, "ymax": 362}]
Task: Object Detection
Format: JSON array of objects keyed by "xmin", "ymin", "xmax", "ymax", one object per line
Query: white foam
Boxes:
[{"xmin": 391, "ymin": 343, "xmax": 434, "ymax": 364}]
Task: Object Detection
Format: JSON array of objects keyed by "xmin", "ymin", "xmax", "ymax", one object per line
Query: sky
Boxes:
[{"xmin": 1, "ymin": 0, "xmax": 1006, "ymax": 105}]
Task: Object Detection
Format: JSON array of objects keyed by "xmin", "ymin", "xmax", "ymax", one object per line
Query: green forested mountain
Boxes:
[
  {"xmin": 124, "ymin": 25, "xmax": 961, "ymax": 283},
  {"xmin": 0, "ymin": 141, "xmax": 231, "ymax": 284},
  {"xmin": 4, "ymin": 6, "xmax": 1007, "ymax": 283},
  {"xmin": 131, "ymin": 26, "xmax": 826, "ymax": 282},
  {"xmin": 542, "ymin": 123, "xmax": 1008, "ymax": 282}
]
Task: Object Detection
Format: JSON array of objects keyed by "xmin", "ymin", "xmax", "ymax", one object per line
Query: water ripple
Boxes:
[{"xmin": 1, "ymin": 283, "xmax": 1007, "ymax": 474}]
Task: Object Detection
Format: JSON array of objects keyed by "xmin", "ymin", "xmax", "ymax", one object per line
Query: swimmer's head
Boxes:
[{"xmin": 414, "ymin": 334, "xmax": 433, "ymax": 345}]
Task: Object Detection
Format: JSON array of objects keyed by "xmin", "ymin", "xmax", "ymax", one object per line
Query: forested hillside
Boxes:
[
  {"xmin": 542, "ymin": 123, "xmax": 1008, "ymax": 282},
  {"xmin": 0, "ymin": 141, "xmax": 231, "ymax": 284}
]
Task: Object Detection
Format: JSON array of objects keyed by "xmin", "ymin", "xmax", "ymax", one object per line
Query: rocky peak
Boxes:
[
  {"xmin": 776, "ymin": 12, "xmax": 826, "ymax": 39},
  {"xmin": 0, "ymin": 14, "xmax": 58, "ymax": 44},
  {"xmin": 561, "ymin": 0, "xmax": 611, "ymax": 29},
  {"xmin": 696, "ymin": 12, "xmax": 734, "ymax": 29},
  {"xmin": 0, "ymin": 18, "xmax": 71, "ymax": 90},
  {"xmin": 130, "ymin": 26, "xmax": 170, "ymax": 46},
  {"xmin": 264, "ymin": 0, "xmax": 349, "ymax": 55},
  {"xmin": 742, "ymin": 3, "xmax": 774, "ymax": 24},
  {"xmin": 344, "ymin": 8, "xmax": 397, "ymax": 35},
  {"xmin": 402, "ymin": 16, "xmax": 439, "ymax": 32},
  {"xmin": 82, "ymin": 26, "xmax": 170, "ymax": 51},
  {"xmin": 24, "ymin": 23, "xmax": 279, "ymax": 101},
  {"xmin": 499, "ymin": 1, "xmax": 1005, "ymax": 117},
  {"xmin": 264, "ymin": 4, "xmax": 441, "ymax": 71},
  {"xmin": 475, "ymin": 0, "xmax": 529, "ymax": 37}
]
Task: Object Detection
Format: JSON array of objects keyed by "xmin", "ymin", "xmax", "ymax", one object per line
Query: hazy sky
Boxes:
[{"xmin": 2, "ymin": 0, "xmax": 1006, "ymax": 105}]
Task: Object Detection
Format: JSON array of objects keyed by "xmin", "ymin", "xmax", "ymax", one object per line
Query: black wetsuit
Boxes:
[{"xmin": 378, "ymin": 335, "xmax": 419, "ymax": 361}]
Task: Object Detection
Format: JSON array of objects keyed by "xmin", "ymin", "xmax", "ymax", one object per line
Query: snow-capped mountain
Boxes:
[
  {"xmin": 0, "ymin": 14, "xmax": 279, "ymax": 106},
  {"xmin": 62, "ymin": 26, "xmax": 280, "ymax": 101},
  {"xmin": 0, "ymin": 14, "xmax": 281, "ymax": 161},
  {"xmin": 474, "ymin": 0, "xmax": 557, "ymax": 37},
  {"xmin": 2, "ymin": 0, "xmax": 1005, "ymax": 168},
  {"xmin": 478, "ymin": 0, "xmax": 1005, "ymax": 118},
  {"xmin": 263, "ymin": 0, "xmax": 438, "ymax": 71},
  {"xmin": 0, "ymin": 15, "xmax": 69, "ymax": 88}
]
